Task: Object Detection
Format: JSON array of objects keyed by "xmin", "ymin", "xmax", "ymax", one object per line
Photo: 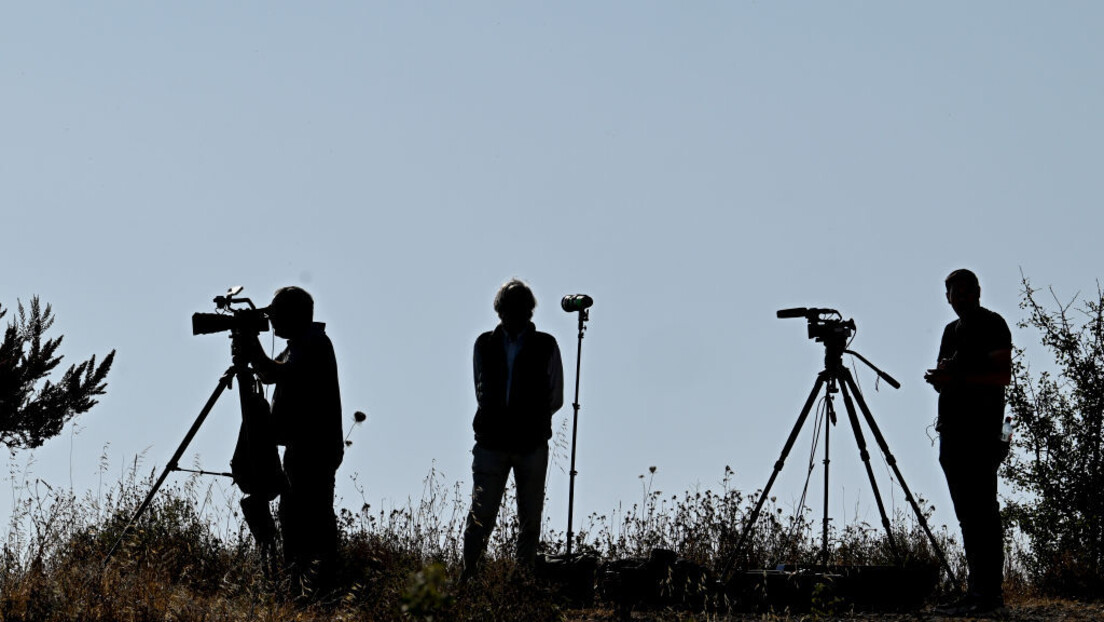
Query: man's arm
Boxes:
[
  {"xmin": 926, "ymin": 315, "xmax": 1013, "ymax": 390},
  {"xmin": 251, "ymin": 351, "xmax": 285, "ymax": 384},
  {"xmin": 924, "ymin": 324, "xmax": 955, "ymax": 392},
  {"xmin": 962, "ymin": 314, "xmax": 1013, "ymax": 386},
  {"xmin": 927, "ymin": 346, "xmax": 1012, "ymax": 390},
  {"xmin": 235, "ymin": 334, "xmax": 290, "ymax": 384},
  {"xmin": 978, "ymin": 348, "xmax": 1012, "ymax": 386},
  {"xmin": 473, "ymin": 339, "xmax": 488, "ymax": 408},
  {"xmin": 926, "ymin": 348, "xmax": 1012, "ymax": 388},
  {"xmin": 549, "ymin": 341, "xmax": 564, "ymax": 414}
]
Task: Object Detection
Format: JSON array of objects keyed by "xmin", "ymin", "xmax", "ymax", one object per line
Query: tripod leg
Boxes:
[
  {"xmin": 720, "ymin": 372, "xmax": 827, "ymax": 581},
  {"xmin": 102, "ymin": 368, "xmax": 235, "ymax": 568},
  {"xmin": 837, "ymin": 369, "xmax": 899, "ymax": 559},
  {"xmin": 820, "ymin": 396, "xmax": 831, "ymax": 566},
  {"xmin": 842, "ymin": 372, "xmax": 958, "ymax": 583}
]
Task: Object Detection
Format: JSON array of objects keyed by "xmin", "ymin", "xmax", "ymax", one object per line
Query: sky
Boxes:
[{"xmin": 3, "ymin": 3, "xmax": 1103, "ymax": 555}]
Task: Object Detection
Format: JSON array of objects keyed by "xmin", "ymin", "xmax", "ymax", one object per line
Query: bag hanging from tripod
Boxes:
[{"xmin": 231, "ymin": 387, "xmax": 288, "ymax": 546}]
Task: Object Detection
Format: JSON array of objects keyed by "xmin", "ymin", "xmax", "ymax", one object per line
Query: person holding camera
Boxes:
[
  {"xmin": 924, "ymin": 269, "xmax": 1012, "ymax": 617},
  {"xmin": 238, "ymin": 286, "xmax": 344, "ymax": 593},
  {"xmin": 462, "ymin": 279, "xmax": 564, "ymax": 581}
]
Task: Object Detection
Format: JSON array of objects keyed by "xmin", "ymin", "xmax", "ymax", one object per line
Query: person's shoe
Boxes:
[
  {"xmin": 934, "ymin": 593, "xmax": 1007, "ymax": 618},
  {"xmin": 933, "ymin": 594, "xmax": 972, "ymax": 616}
]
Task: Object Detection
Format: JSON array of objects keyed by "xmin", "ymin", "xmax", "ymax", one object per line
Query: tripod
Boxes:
[
  {"xmin": 103, "ymin": 347, "xmax": 261, "ymax": 567},
  {"xmin": 565, "ymin": 305, "xmax": 590, "ymax": 558},
  {"xmin": 720, "ymin": 323, "xmax": 955, "ymax": 583}
]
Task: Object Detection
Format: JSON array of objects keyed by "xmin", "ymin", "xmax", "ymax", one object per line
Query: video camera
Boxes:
[
  {"xmin": 192, "ymin": 286, "xmax": 270, "ymax": 336},
  {"xmin": 776, "ymin": 307, "xmax": 855, "ymax": 346}
]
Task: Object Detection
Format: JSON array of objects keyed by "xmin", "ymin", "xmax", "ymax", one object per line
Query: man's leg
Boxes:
[
  {"xmin": 278, "ymin": 488, "xmax": 304, "ymax": 574},
  {"xmin": 513, "ymin": 443, "xmax": 549, "ymax": 568},
  {"xmin": 974, "ymin": 446, "xmax": 1004, "ymax": 602},
  {"xmin": 299, "ymin": 473, "xmax": 338, "ymax": 590},
  {"xmin": 462, "ymin": 443, "xmax": 511, "ymax": 578},
  {"xmin": 279, "ymin": 477, "xmax": 336, "ymax": 594},
  {"xmin": 940, "ymin": 436, "xmax": 1004, "ymax": 605}
]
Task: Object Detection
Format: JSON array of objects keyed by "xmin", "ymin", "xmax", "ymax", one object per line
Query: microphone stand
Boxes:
[{"xmin": 565, "ymin": 306, "xmax": 589, "ymax": 558}]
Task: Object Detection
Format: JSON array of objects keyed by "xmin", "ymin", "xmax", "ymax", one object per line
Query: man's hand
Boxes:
[
  {"xmin": 924, "ymin": 359, "xmax": 955, "ymax": 392},
  {"xmin": 924, "ymin": 368, "xmax": 949, "ymax": 392},
  {"xmin": 925, "ymin": 351, "xmax": 1012, "ymax": 391}
]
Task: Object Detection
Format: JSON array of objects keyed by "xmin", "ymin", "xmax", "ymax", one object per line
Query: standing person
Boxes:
[
  {"xmin": 241, "ymin": 286, "xmax": 344, "ymax": 595},
  {"xmin": 462, "ymin": 279, "xmax": 564, "ymax": 581},
  {"xmin": 924, "ymin": 269, "xmax": 1012, "ymax": 617}
]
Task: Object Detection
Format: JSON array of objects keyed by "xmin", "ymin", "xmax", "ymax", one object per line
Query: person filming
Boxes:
[{"xmin": 238, "ymin": 286, "xmax": 344, "ymax": 594}]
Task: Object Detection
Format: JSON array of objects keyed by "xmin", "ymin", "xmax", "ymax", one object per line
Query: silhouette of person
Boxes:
[
  {"xmin": 462, "ymin": 279, "xmax": 564, "ymax": 580},
  {"xmin": 925, "ymin": 269, "xmax": 1012, "ymax": 616},
  {"xmin": 240, "ymin": 286, "xmax": 343, "ymax": 593}
]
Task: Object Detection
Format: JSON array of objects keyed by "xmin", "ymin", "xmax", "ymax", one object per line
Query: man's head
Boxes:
[
  {"xmin": 267, "ymin": 286, "xmax": 314, "ymax": 339},
  {"xmin": 945, "ymin": 269, "xmax": 981, "ymax": 317},
  {"xmin": 494, "ymin": 279, "xmax": 536, "ymax": 334}
]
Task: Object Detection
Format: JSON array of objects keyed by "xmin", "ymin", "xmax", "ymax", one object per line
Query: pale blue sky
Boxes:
[{"xmin": 3, "ymin": 3, "xmax": 1102, "ymax": 548}]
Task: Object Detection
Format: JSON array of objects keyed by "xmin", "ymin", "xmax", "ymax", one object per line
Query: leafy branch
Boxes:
[{"xmin": 0, "ymin": 297, "xmax": 115, "ymax": 450}]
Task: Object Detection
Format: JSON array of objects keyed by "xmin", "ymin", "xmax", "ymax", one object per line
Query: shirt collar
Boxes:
[{"xmin": 499, "ymin": 322, "xmax": 534, "ymax": 342}]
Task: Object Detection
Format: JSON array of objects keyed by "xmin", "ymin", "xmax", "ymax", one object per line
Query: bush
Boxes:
[{"xmin": 1003, "ymin": 276, "xmax": 1104, "ymax": 596}]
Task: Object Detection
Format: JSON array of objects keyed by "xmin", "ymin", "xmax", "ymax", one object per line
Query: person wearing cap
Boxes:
[
  {"xmin": 925, "ymin": 269, "xmax": 1012, "ymax": 617},
  {"xmin": 462, "ymin": 279, "xmax": 564, "ymax": 581},
  {"xmin": 240, "ymin": 285, "xmax": 343, "ymax": 594}
]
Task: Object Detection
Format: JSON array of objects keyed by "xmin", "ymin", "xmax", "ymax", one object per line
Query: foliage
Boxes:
[
  {"xmin": 563, "ymin": 465, "xmax": 954, "ymax": 577},
  {"xmin": 1003, "ymin": 276, "xmax": 1104, "ymax": 596},
  {"xmin": 0, "ymin": 298, "xmax": 114, "ymax": 450}
]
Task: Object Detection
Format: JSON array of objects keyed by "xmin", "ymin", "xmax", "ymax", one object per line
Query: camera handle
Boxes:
[
  {"xmin": 565, "ymin": 308, "xmax": 589, "ymax": 558},
  {"xmin": 102, "ymin": 355, "xmax": 257, "ymax": 568}
]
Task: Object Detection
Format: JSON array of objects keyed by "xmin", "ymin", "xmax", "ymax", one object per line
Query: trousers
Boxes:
[
  {"xmin": 462, "ymin": 442, "xmax": 549, "ymax": 573},
  {"xmin": 279, "ymin": 466, "xmax": 337, "ymax": 588},
  {"xmin": 940, "ymin": 434, "xmax": 1004, "ymax": 600}
]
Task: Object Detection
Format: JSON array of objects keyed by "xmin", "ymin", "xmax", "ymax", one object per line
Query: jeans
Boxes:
[
  {"xmin": 940, "ymin": 434, "xmax": 1004, "ymax": 601},
  {"xmin": 462, "ymin": 442, "xmax": 549, "ymax": 574}
]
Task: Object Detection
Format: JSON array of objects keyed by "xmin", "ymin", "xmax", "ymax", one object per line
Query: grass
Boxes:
[{"xmin": 0, "ymin": 456, "xmax": 1067, "ymax": 622}]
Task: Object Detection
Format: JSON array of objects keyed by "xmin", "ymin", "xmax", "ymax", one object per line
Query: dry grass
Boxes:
[{"xmin": 0, "ymin": 460, "xmax": 1089, "ymax": 621}]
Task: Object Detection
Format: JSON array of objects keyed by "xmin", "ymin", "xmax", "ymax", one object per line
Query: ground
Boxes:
[{"xmin": 563, "ymin": 596, "xmax": 1104, "ymax": 621}]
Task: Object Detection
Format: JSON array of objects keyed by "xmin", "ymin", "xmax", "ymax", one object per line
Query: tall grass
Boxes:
[{"xmin": 0, "ymin": 456, "xmax": 967, "ymax": 621}]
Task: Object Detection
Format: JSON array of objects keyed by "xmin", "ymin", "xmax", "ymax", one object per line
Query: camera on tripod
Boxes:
[
  {"xmin": 191, "ymin": 286, "xmax": 270, "ymax": 336},
  {"xmin": 776, "ymin": 307, "xmax": 856, "ymax": 346}
]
